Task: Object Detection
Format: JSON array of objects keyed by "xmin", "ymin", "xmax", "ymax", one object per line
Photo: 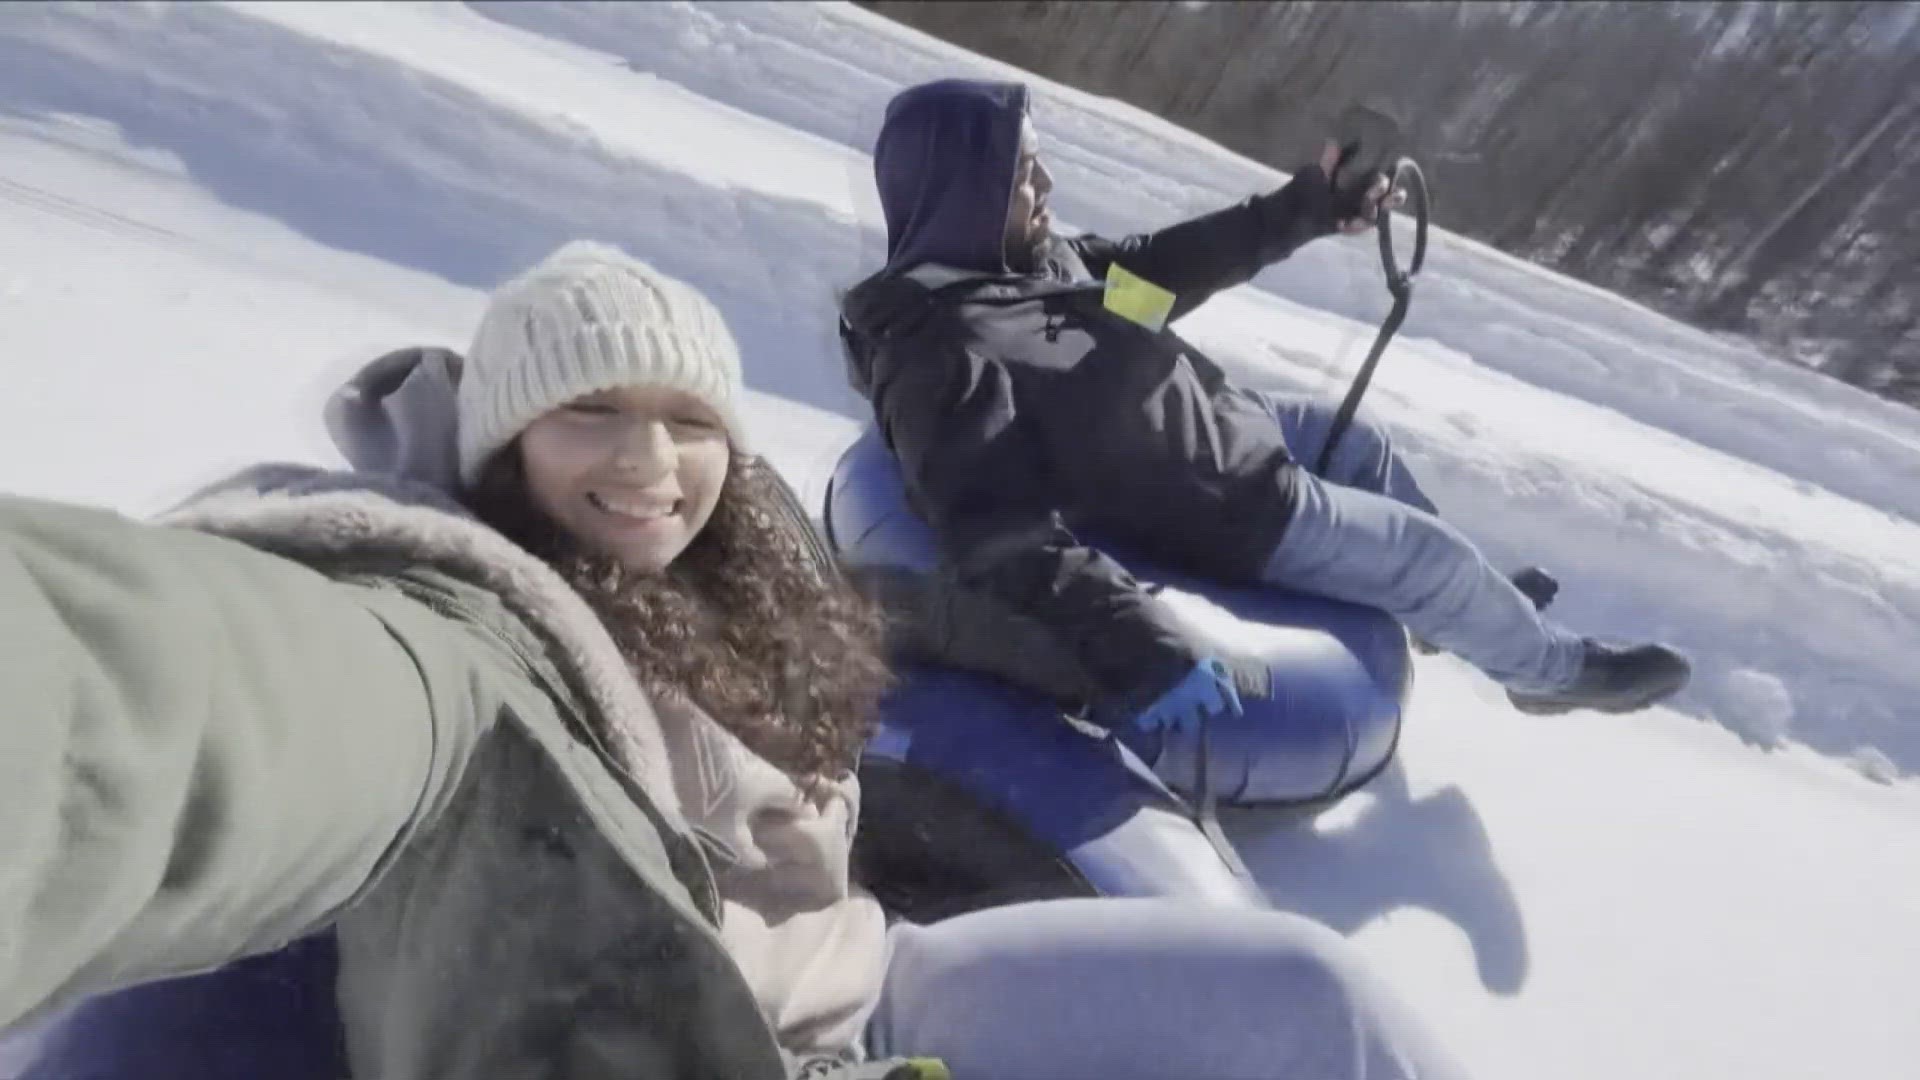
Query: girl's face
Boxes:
[{"xmin": 519, "ymin": 384, "xmax": 731, "ymax": 574}]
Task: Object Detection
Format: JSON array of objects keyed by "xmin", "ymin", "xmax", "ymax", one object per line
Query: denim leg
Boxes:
[
  {"xmin": 1263, "ymin": 470, "xmax": 1584, "ymax": 690},
  {"xmin": 864, "ymin": 899, "xmax": 1471, "ymax": 1080},
  {"xmin": 1247, "ymin": 389, "xmax": 1438, "ymax": 513}
]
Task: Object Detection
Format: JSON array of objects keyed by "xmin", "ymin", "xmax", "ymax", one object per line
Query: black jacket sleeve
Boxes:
[
  {"xmin": 859, "ymin": 318, "xmax": 1203, "ymax": 716},
  {"xmin": 1071, "ymin": 166, "xmax": 1345, "ymax": 324}
]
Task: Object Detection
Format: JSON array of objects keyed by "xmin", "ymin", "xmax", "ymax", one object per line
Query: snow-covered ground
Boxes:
[{"xmin": 1, "ymin": 3, "xmax": 1917, "ymax": 1079}]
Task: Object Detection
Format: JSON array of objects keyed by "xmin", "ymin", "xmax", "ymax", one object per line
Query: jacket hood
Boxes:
[
  {"xmin": 157, "ymin": 460, "xmax": 689, "ymax": 827},
  {"xmin": 874, "ymin": 78, "xmax": 1030, "ymax": 275},
  {"xmin": 322, "ymin": 344, "xmax": 467, "ymax": 493}
]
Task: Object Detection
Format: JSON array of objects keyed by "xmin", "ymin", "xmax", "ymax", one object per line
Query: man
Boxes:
[{"xmin": 838, "ymin": 78, "xmax": 1689, "ymax": 733}]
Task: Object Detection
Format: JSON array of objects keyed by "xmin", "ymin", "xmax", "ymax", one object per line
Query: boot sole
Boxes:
[{"xmin": 1508, "ymin": 668, "xmax": 1691, "ymax": 716}]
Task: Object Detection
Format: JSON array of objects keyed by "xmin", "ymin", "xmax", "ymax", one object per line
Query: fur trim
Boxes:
[{"xmin": 157, "ymin": 464, "xmax": 685, "ymax": 825}]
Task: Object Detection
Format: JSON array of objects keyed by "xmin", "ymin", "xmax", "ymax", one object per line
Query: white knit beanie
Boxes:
[{"xmin": 457, "ymin": 240, "xmax": 747, "ymax": 487}]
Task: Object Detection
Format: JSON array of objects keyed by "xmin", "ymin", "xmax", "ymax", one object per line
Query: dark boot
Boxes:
[
  {"xmin": 1508, "ymin": 565, "xmax": 1560, "ymax": 611},
  {"xmin": 1413, "ymin": 566, "xmax": 1559, "ymax": 655},
  {"xmin": 1507, "ymin": 640, "xmax": 1692, "ymax": 715}
]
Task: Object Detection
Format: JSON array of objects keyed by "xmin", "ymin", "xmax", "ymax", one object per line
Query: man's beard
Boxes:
[
  {"xmin": 1012, "ymin": 230, "xmax": 1091, "ymax": 283},
  {"xmin": 1004, "ymin": 225, "xmax": 1045, "ymax": 274}
]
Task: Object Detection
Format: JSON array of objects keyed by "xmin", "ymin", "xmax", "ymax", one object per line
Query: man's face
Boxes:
[{"xmin": 1002, "ymin": 119, "xmax": 1054, "ymax": 269}]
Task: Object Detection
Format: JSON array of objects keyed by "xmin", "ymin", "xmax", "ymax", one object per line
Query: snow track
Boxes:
[{"xmin": 2, "ymin": 4, "xmax": 1917, "ymax": 1078}]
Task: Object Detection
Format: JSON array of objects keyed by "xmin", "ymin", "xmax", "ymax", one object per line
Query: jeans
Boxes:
[
  {"xmin": 1251, "ymin": 391, "xmax": 1583, "ymax": 691},
  {"xmin": 864, "ymin": 898, "xmax": 1470, "ymax": 1080}
]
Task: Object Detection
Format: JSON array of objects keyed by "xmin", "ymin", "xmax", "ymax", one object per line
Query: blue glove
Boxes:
[{"xmin": 1131, "ymin": 658, "xmax": 1246, "ymax": 736}]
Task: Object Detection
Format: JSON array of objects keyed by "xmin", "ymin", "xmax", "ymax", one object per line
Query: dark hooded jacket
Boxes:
[{"xmin": 839, "ymin": 79, "xmax": 1349, "ymax": 713}]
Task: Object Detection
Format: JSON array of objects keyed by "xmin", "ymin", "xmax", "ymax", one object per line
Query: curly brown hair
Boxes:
[{"xmin": 467, "ymin": 445, "xmax": 892, "ymax": 786}]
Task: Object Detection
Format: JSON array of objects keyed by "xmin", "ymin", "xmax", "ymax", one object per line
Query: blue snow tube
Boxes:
[
  {"xmin": 828, "ymin": 428, "xmax": 1411, "ymax": 904},
  {"xmin": 0, "ymin": 932, "xmax": 345, "ymax": 1080}
]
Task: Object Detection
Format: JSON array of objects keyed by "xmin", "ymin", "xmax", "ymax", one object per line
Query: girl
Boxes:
[{"xmin": 0, "ymin": 242, "xmax": 1467, "ymax": 1080}]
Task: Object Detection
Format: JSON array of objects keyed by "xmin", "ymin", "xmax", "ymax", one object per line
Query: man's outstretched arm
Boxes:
[{"xmin": 1072, "ymin": 145, "xmax": 1392, "ymax": 323}]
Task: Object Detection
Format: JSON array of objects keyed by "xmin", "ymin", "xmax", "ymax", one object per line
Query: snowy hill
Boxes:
[{"xmin": 2, "ymin": 3, "xmax": 1916, "ymax": 1078}]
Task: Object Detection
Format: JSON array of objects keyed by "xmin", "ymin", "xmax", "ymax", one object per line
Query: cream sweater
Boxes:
[{"xmin": 655, "ymin": 692, "xmax": 891, "ymax": 1057}]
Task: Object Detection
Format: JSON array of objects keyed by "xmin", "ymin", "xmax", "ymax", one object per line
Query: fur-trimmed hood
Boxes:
[
  {"xmin": 154, "ymin": 346, "xmax": 688, "ymax": 825},
  {"xmin": 158, "ymin": 462, "xmax": 688, "ymax": 826}
]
